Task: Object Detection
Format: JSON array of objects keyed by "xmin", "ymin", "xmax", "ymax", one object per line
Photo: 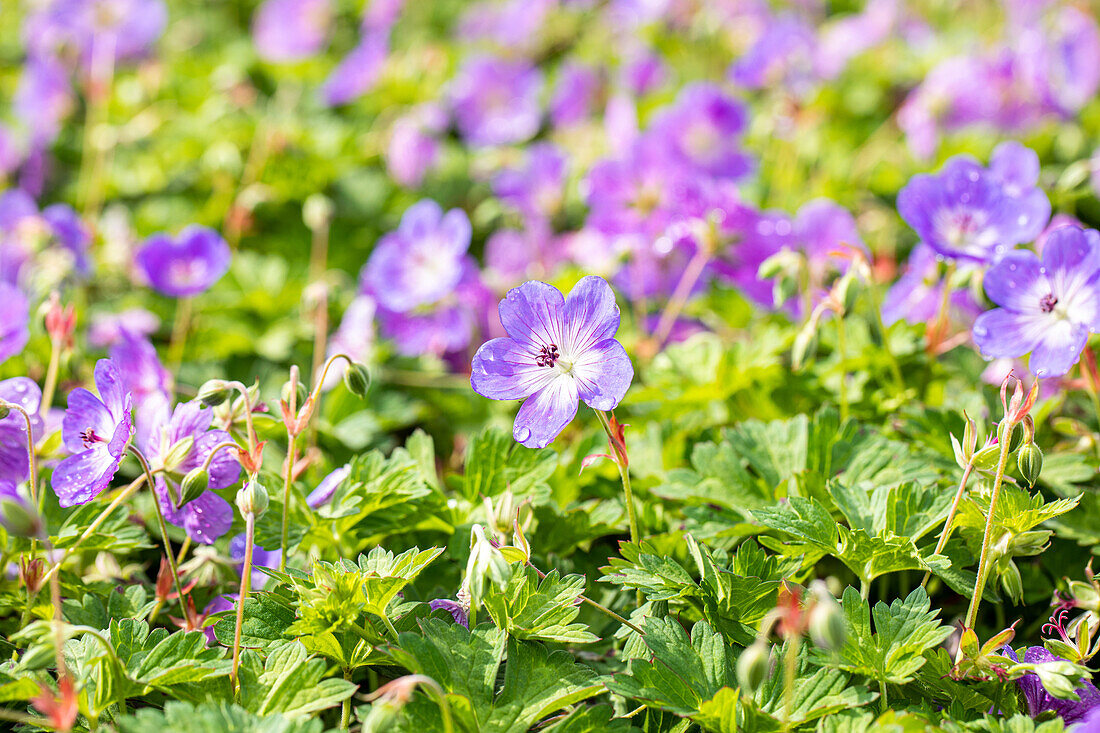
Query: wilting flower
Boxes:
[
  {"xmin": 973, "ymin": 225, "xmax": 1100, "ymax": 378},
  {"xmin": 1004, "ymin": 646, "xmax": 1100, "ymax": 723},
  {"xmin": 144, "ymin": 401, "xmax": 239, "ymax": 544},
  {"xmin": 0, "ymin": 283, "xmax": 29, "ymax": 364},
  {"xmin": 449, "ymin": 54, "xmax": 543, "ymax": 148},
  {"xmin": 471, "ymin": 277, "xmax": 633, "ymax": 448},
  {"xmin": 648, "ymin": 83, "xmax": 752, "ymax": 182},
  {"xmin": 52, "ymin": 359, "xmax": 134, "ymax": 507},
  {"xmin": 136, "ymin": 225, "xmax": 231, "ymax": 298},
  {"xmin": 897, "ymin": 145, "xmax": 1050, "ymax": 263},
  {"xmin": 0, "ymin": 378, "xmax": 43, "ymax": 485},
  {"xmin": 252, "ymin": 0, "xmax": 332, "ymax": 62}
]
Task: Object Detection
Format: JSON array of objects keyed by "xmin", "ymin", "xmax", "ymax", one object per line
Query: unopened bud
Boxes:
[
  {"xmin": 1001, "ymin": 560, "xmax": 1024, "ymax": 604},
  {"xmin": 177, "ymin": 467, "xmax": 210, "ymax": 508},
  {"xmin": 1017, "ymin": 442, "xmax": 1043, "ymax": 488},
  {"xmin": 197, "ymin": 379, "xmax": 233, "ymax": 408},
  {"xmin": 160, "ymin": 436, "xmax": 195, "ymax": 473},
  {"xmin": 0, "ymin": 494, "xmax": 41, "ymax": 538},
  {"xmin": 809, "ymin": 596, "xmax": 847, "ymax": 650},
  {"xmin": 343, "ymin": 362, "xmax": 371, "ymax": 397},
  {"xmin": 281, "ymin": 380, "xmax": 308, "ymax": 409},
  {"xmin": 302, "ymin": 194, "xmax": 334, "ymax": 232},
  {"xmin": 737, "ymin": 642, "xmax": 771, "ymax": 693},
  {"xmin": 235, "ymin": 481, "xmax": 269, "ymax": 518}
]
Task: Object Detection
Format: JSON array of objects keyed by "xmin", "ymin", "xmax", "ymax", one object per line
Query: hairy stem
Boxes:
[
  {"xmin": 964, "ymin": 428, "xmax": 1014, "ymax": 631},
  {"xmin": 232, "ymin": 510, "xmax": 256, "ymax": 695},
  {"xmin": 922, "ymin": 462, "xmax": 974, "ymax": 589},
  {"xmin": 530, "ymin": 564, "xmax": 645, "ymax": 636}
]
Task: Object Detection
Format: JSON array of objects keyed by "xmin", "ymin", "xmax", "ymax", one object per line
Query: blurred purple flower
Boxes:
[
  {"xmin": 0, "ymin": 283, "xmax": 29, "ymax": 364},
  {"xmin": 881, "ymin": 244, "xmax": 980, "ymax": 327},
  {"xmin": 321, "ymin": 33, "xmax": 388, "ymax": 106},
  {"xmin": 458, "ymin": 0, "xmax": 553, "ymax": 50},
  {"xmin": 1004, "ymin": 646, "xmax": 1100, "ymax": 723},
  {"xmin": 449, "ymin": 55, "xmax": 543, "ymax": 147},
  {"xmin": 471, "ymin": 277, "xmax": 633, "ymax": 449},
  {"xmin": 322, "ymin": 296, "xmax": 376, "ymax": 391},
  {"xmin": 52, "ymin": 359, "xmax": 133, "ymax": 507},
  {"xmin": 0, "ymin": 378, "xmax": 43, "ymax": 485},
  {"xmin": 815, "ymin": 0, "xmax": 897, "ymax": 79},
  {"xmin": 550, "ymin": 63, "xmax": 599, "ymax": 127},
  {"xmin": 307, "ymin": 463, "xmax": 350, "ymax": 508},
  {"xmin": 14, "ymin": 56, "xmax": 74, "ymax": 145},
  {"xmin": 897, "ymin": 148, "xmax": 1049, "ymax": 264},
  {"xmin": 729, "ymin": 14, "xmax": 819, "ymax": 96},
  {"xmin": 484, "ymin": 225, "xmax": 566, "ymax": 288},
  {"xmin": 23, "ymin": 0, "xmax": 167, "ymax": 65},
  {"xmin": 0, "ymin": 125, "xmax": 24, "ymax": 178},
  {"xmin": 620, "ymin": 47, "xmax": 667, "ymax": 96},
  {"xmin": 229, "ymin": 533, "xmax": 282, "ymax": 590},
  {"xmin": 108, "ymin": 332, "xmax": 173, "ymax": 451},
  {"xmin": 386, "ymin": 105, "xmax": 445, "ymax": 187},
  {"xmin": 252, "ymin": 0, "xmax": 331, "ymax": 63},
  {"xmin": 0, "ymin": 189, "xmax": 91, "ymax": 284},
  {"xmin": 361, "ymin": 0, "xmax": 404, "ymax": 33},
  {"xmin": 711, "ymin": 206, "xmax": 794, "ymax": 308},
  {"xmin": 492, "ymin": 143, "xmax": 567, "ymax": 221},
  {"xmin": 87, "ymin": 308, "xmax": 160, "ymax": 348},
  {"xmin": 973, "ymin": 225, "xmax": 1100, "ymax": 378},
  {"xmin": 363, "ymin": 200, "xmax": 472, "ymax": 313},
  {"xmin": 648, "ymin": 83, "xmax": 752, "ymax": 182},
  {"xmin": 145, "ymin": 401, "xmax": 238, "ymax": 544},
  {"xmin": 136, "ymin": 225, "xmax": 231, "ymax": 298}
]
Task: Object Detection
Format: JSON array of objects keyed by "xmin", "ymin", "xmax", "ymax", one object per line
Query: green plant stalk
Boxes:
[
  {"xmin": 964, "ymin": 428, "xmax": 1014, "ymax": 630},
  {"xmin": 783, "ymin": 636, "xmax": 799, "ymax": 730},
  {"xmin": 594, "ymin": 410, "xmax": 639, "ymax": 547},
  {"xmin": 865, "ymin": 279, "xmax": 905, "ymax": 395},
  {"xmin": 131, "ymin": 448, "xmax": 194, "ymax": 628},
  {"xmin": 835, "ymin": 313, "xmax": 850, "ymax": 423},
  {"xmin": 380, "ymin": 613, "xmax": 400, "ymax": 642},
  {"xmin": 922, "ymin": 461, "xmax": 974, "ymax": 588},
  {"xmin": 529, "ymin": 564, "xmax": 645, "ymax": 636},
  {"xmin": 340, "ymin": 668, "xmax": 352, "ymax": 730},
  {"xmin": 39, "ymin": 335, "xmax": 62, "ymax": 419},
  {"xmin": 232, "ymin": 510, "xmax": 256, "ymax": 695},
  {"xmin": 167, "ymin": 297, "xmax": 193, "ymax": 372},
  {"xmin": 279, "ymin": 367, "xmax": 300, "ymax": 574}
]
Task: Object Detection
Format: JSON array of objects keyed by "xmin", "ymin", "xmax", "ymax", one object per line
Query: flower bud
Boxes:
[
  {"xmin": 343, "ymin": 362, "xmax": 372, "ymax": 397},
  {"xmin": 1017, "ymin": 442, "xmax": 1043, "ymax": 488},
  {"xmin": 302, "ymin": 194, "xmax": 334, "ymax": 232},
  {"xmin": 235, "ymin": 481, "xmax": 269, "ymax": 518},
  {"xmin": 160, "ymin": 436, "xmax": 195, "ymax": 473},
  {"xmin": 281, "ymin": 380, "xmax": 308, "ymax": 409},
  {"xmin": 0, "ymin": 492, "xmax": 41, "ymax": 538},
  {"xmin": 737, "ymin": 641, "xmax": 771, "ymax": 693},
  {"xmin": 1001, "ymin": 560, "xmax": 1024, "ymax": 604},
  {"xmin": 197, "ymin": 379, "xmax": 233, "ymax": 407},
  {"xmin": 0, "ymin": 401, "xmax": 10, "ymax": 420},
  {"xmin": 809, "ymin": 596, "xmax": 847, "ymax": 650},
  {"xmin": 177, "ymin": 467, "xmax": 210, "ymax": 508},
  {"xmin": 465, "ymin": 525, "xmax": 512, "ymax": 609}
]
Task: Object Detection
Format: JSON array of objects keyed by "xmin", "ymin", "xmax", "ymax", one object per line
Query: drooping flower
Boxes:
[
  {"xmin": 449, "ymin": 55, "xmax": 543, "ymax": 148},
  {"xmin": 1003, "ymin": 646, "xmax": 1100, "ymax": 723},
  {"xmin": 897, "ymin": 148, "xmax": 1050, "ymax": 264},
  {"xmin": 363, "ymin": 200, "xmax": 471, "ymax": 313},
  {"xmin": 471, "ymin": 277, "xmax": 634, "ymax": 449},
  {"xmin": 0, "ymin": 283, "xmax": 29, "ymax": 364},
  {"xmin": 0, "ymin": 378, "xmax": 43, "ymax": 485},
  {"xmin": 52, "ymin": 359, "xmax": 134, "ymax": 507},
  {"xmin": 647, "ymin": 83, "xmax": 753, "ymax": 182},
  {"xmin": 973, "ymin": 225, "xmax": 1100, "ymax": 378},
  {"xmin": 252, "ymin": 0, "xmax": 332, "ymax": 62},
  {"xmin": 135, "ymin": 225, "xmax": 232, "ymax": 298}
]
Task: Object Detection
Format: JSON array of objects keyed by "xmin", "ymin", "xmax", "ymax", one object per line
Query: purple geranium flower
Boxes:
[
  {"xmin": 972, "ymin": 225, "xmax": 1100, "ymax": 378},
  {"xmin": 386, "ymin": 104, "xmax": 445, "ymax": 188},
  {"xmin": 648, "ymin": 83, "xmax": 753, "ymax": 182},
  {"xmin": 550, "ymin": 62, "xmax": 599, "ymax": 127},
  {"xmin": 1004, "ymin": 646, "xmax": 1100, "ymax": 723},
  {"xmin": 0, "ymin": 189, "xmax": 91, "ymax": 283},
  {"xmin": 897, "ymin": 149, "xmax": 1050, "ymax": 263},
  {"xmin": 363, "ymin": 200, "xmax": 472, "ymax": 313},
  {"xmin": 87, "ymin": 308, "xmax": 160, "ymax": 348},
  {"xmin": 144, "ymin": 401, "xmax": 238, "ymax": 544},
  {"xmin": 471, "ymin": 277, "xmax": 633, "ymax": 449},
  {"xmin": 492, "ymin": 143, "xmax": 568, "ymax": 222},
  {"xmin": 229, "ymin": 532, "xmax": 282, "ymax": 590},
  {"xmin": 322, "ymin": 296, "xmax": 375, "ymax": 391},
  {"xmin": 429, "ymin": 598, "xmax": 469, "ymax": 627},
  {"xmin": 52, "ymin": 359, "xmax": 134, "ymax": 507},
  {"xmin": 449, "ymin": 54, "xmax": 543, "ymax": 148},
  {"xmin": 135, "ymin": 225, "xmax": 231, "ymax": 298},
  {"xmin": 307, "ymin": 463, "xmax": 350, "ymax": 508},
  {"xmin": 0, "ymin": 378, "xmax": 43, "ymax": 485},
  {"xmin": 881, "ymin": 244, "xmax": 981, "ymax": 327},
  {"xmin": 321, "ymin": 33, "xmax": 388, "ymax": 106},
  {"xmin": 109, "ymin": 332, "xmax": 173, "ymax": 453},
  {"xmin": 24, "ymin": 0, "xmax": 167, "ymax": 66},
  {"xmin": 252, "ymin": 0, "xmax": 332, "ymax": 62},
  {"xmin": 14, "ymin": 55, "xmax": 74, "ymax": 145},
  {"xmin": 0, "ymin": 283, "xmax": 29, "ymax": 364}
]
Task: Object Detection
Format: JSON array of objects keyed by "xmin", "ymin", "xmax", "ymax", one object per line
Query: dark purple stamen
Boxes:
[
  {"xmin": 80, "ymin": 428, "xmax": 106, "ymax": 448},
  {"xmin": 535, "ymin": 344, "xmax": 560, "ymax": 368},
  {"xmin": 1040, "ymin": 293, "xmax": 1059, "ymax": 313}
]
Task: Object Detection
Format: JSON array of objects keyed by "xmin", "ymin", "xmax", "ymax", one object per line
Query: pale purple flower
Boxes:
[
  {"xmin": 484, "ymin": 225, "xmax": 566, "ymax": 287},
  {"xmin": 230, "ymin": 532, "xmax": 281, "ymax": 590},
  {"xmin": 794, "ymin": 198, "xmax": 868, "ymax": 285},
  {"xmin": 647, "ymin": 83, "xmax": 752, "ymax": 182},
  {"xmin": 729, "ymin": 14, "xmax": 819, "ymax": 96},
  {"xmin": 109, "ymin": 332, "xmax": 173, "ymax": 452},
  {"xmin": 471, "ymin": 277, "xmax": 633, "ymax": 449},
  {"xmin": 603, "ymin": 92, "xmax": 639, "ymax": 157},
  {"xmin": 386, "ymin": 105, "xmax": 445, "ymax": 187},
  {"xmin": 322, "ymin": 296, "xmax": 375, "ymax": 391},
  {"xmin": 144, "ymin": 401, "xmax": 238, "ymax": 544},
  {"xmin": 23, "ymin": 0, "xmax": 167, "ymax": 66},
  {"xmin": 814, "ymin": 0, "xmax": 897, "ymax": 79},
  {"xmin": 0, "ymin": 125, "xmax": 24, "ymax": 178},
  {"xmin": 619, "ymin": 47, "xmax": 667, "ymax": 96},
  {"xmin": 550, "ymin": 63, "xmax": 599, "ymax": 127},
  {"xmin": 136, "ymin": 225, "xmax": 231, "ymax": 298},
  {"xmin": 87, "ymin": 309, "xmax": 160, "ymax": 348},
  {"xmin": 897, "ymin": 150, "xmax": 1050, "ymax": 264},
  {"xmin": 307, "ymin": 464, "xmax": 350, "ymax": 508},
  {"xmin": 253, "ymin": 0, "xmax": 331, "ymax": 62},
  {"xmin": 492, "ymin": 143, "xmax": 567, "ymax": 221},
  {"xmin": 711, "ymin": 206, "xmax": 793, "ymax": 308},
  {"xmin": 14, "ymin": 56, "xmax": 73, "ymax": 145},
  {"xmin": 0, "ymin": 189, "xmax": 90, "ymax": 283},
  {"xmin": 52, "ymin": 359, "xmax": 133, "ymax": 507},
  {"xmin": 881, "ymin": 244, "xmax": 981, "ymax": 327},
  {"xmin": 429, "ymin": 598, "xmax": 469, "ymax": 627},
  {"xmin": 361, "ymin": 0, "xmax": 404, "ymax": 33},
  {"xmin": 449, "ymin": 55, "xmax": 543, "ymax": 148},
  {"xmin": 972, "ymin": 225, "xmax": 1100, "ymax": 378},
  {"xmin": 1003, "ymin": 646, "xmax": 1100, "ymax": 723},
  {"xmin": 0, "ymin": 378, "xmax": 43, "ymax": 485},
  {"xmin": 0, "ymin": 283, "xmax": 29, "ymax": 364},
  {"xmin": 458, "ymin": 0, "xmax": 553, "ymax": 49},
  {"xmin": 321, "ymin": 33, "xmax": 388, "ymax": 106},
  {"xmin": 363, "ymin": 200, "xmax": 472, "ymax": 313}
]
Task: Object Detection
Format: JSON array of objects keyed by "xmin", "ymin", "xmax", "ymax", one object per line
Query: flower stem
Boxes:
[
  {"xmin": 340, "ymin": 668, "xmax": 352, "ymax": 730},
  {"xmin": 651, "ymin": 244, "xmax": 711, "ymax": 349},
  {"xmin": 131, "ymin": 447, "xmax": 194, "ymax": 628},
  {"xmin": 963, "ymin": 427, "xmax": 1014, "ymax": 631},
  {"xmin": 167, "ymin": 297, "xmax": 193, "ymax": 372},
  {"xmin": 835, "ymin": 313, "xmax": 850, "ymax": 423},
  {"xmin": 279, "ymin": 366, "xmax": 300, "ymax": 574},
  {"xmin": 39, "ymin": 336, "xmax": 62, "ymax": 418},
  {"xmin": 594, "ymin": 410, "xmax": 638, "ymax": 547},
  {"xmin": 782, "ymin": 635, "xmax": 799, "ymax": 730},
  {"xmin": 529, "ymin": 564, "xmax": 645, "ymax": 636},
  {"xmin": 7, "ymin": 404, "xmax": 39, "ymax": 506},
  {"xmin": 865, "ymin": 276, "xmax": 905, "ymax": 395},
  {"xmin": 232, "ymin": 510, "xmax": 255, "ymax": 695},
  {"xmin": 922, "ymin": 462, "xmax": 974, "ymax": 589},
  {"xmin": 380, "ymin": 613, "xmax": 400, "ymax": 642}
]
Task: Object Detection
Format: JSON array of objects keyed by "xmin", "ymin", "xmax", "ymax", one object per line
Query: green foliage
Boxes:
[{"xmin": 116, "ymin": 702, "xmax": 324, "ymax": 733}]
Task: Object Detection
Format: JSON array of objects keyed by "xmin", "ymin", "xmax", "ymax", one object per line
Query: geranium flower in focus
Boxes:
[{"xmin": 471, "ymin": 277, "xmax": 633, "ymax": 448}]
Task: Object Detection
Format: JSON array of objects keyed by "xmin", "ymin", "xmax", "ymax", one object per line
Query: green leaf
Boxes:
[
  {"xmin": 484, "ymin": 638, "xmax": 601, "ymax": 733},
  {"xmin": 816, "ymin": 586, "xmax": 953, "ymax": 686},
  {"xmin": 213, "ymin": 591, "xmax": 297, "ymax": 649},
  {"xmin": 238, "ymin": 641, "xmax": 356, "ymax": 717},
  {"xmin": 461, "ymin": 427, "xmax": 557, "ymax": 502},
  {"xmin": 115, "ymin": 701, "xmax": 323, "ymax": 733},
  {"xmin": 483, "ymin": 566, "xmax": 599, "ymax": 644}
]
